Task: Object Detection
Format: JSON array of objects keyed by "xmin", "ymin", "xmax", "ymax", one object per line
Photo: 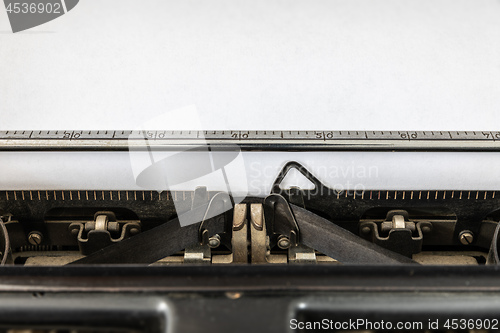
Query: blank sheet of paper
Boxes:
[{"xmin": 1, "ymin": 0, "xmax": 500, "ymax": 192}]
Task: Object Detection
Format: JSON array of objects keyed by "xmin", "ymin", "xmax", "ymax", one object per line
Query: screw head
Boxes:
[
  {"xmin": 129, "ymin": 227, "xmax": 140, "ymax": 235},
  {"xmin": 277, "ymin": 236, "xmax": 291, "ymax": 249},
  {"xmin": 421, "ymin": 225, "xmax": 432, "ymax": 234},
  {"xmin": 208, "ymin": 235, "xmax": 221, "ymax": 248},
  {"xmin": 361, "ymin": 226, "xmax": 371, "ymax": 234},
  {"xmin": 459, "ymin": 230, "xmax": 474, "ymax": 245},
  {"xmin": 225, "ymin": 292, "xmax": 242, "ymax": 300},
  {"xmin": 28, "ymin": 231, "xmax": 43, "ymax": 246}
]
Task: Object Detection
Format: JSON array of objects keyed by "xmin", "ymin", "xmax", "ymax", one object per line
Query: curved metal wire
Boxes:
[{"xmin": 0, "ymin": 217, "xmax": 10, "ymax": 265}]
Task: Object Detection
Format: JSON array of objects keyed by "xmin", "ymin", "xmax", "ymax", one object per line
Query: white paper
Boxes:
[
  {"xmin": 1, "ymin": 0, "xmax": 500, "ymax": 193},
  {"xmin": 0, "ymin": 151, "xmax": 499, "ymax": 195}
]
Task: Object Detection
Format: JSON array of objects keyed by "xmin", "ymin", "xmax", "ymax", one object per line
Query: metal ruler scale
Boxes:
[{"xmin": 1, "ymin": 130, "xmax": 500, "ymax": 151}]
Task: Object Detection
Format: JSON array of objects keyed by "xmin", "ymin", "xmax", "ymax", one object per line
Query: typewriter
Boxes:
[{"xmin": 1, "ymin": 130, "xmax": 500, "ymax": 332}]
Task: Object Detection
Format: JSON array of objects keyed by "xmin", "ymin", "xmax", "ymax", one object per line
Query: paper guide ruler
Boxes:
[{"xmin": 1, "ymin": 130, "xmax": 500, "ymax": 151}]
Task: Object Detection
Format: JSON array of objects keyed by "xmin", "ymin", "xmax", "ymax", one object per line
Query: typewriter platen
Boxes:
[{"xmin": 2, "ymin": 130, "xmax": 500, "ymax": 332}]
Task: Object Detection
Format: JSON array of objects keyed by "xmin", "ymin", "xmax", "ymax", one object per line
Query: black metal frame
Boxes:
[
  {"xmin": 2, "ymin": 264, "xmax": 500, "ymax": 292},
  {"xmin": 2, "ymin": 161, "xmax": 500, "ymax": 331},
  {"xmin": 2, "ymin": 265, "xmax": 500, "ymax": 332}
]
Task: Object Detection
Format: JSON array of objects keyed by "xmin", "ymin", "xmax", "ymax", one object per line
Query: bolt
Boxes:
[
  {"xmin": 28, "ymin": 231, "xmax": 43, "ymax": 245},
  {"xmin": 277, "ymin": 236, "xmax": 291, "ymax": 249},
  {"xmin": 421, "ymin": 225, "xmax": 432, "ymax": 234},
  {"xmin": 225, "ymin": 292, "xmax": 242, "ymax": 300},
  {"xmin": 129, "ymin": 227, "xmax": 140, "ymax": 235},
  {"xmin": 208, "ymin": 234, "xmax": 221, "ymax": 248},
  {"xmin": 459, "ymin": 230, "xmax": 474, "ymax": 245},
  {"xmin": 361, "ymin": 226, "xmax": 371, "ymax": 234}
]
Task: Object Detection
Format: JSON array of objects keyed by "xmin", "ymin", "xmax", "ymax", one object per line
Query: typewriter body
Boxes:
[{"xmin": 1, "ymin": 130, "xmax": 500, "ymax": 332}]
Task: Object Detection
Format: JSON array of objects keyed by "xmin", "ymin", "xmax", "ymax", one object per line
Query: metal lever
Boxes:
[
  {"xmin": 487, "ymin": 222, "xmax": 500, "ymax": 265},
  {"xmin": 264, "ymin": 194, "xmax": 417, "ymax": 265},
  {"xmin": 68, "ymin": 192, "xmax": 232, "ymax": 265}
]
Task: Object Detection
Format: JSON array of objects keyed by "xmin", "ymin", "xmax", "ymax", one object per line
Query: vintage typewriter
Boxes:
[{"xmin": 1, "ymin": 130, "xmax": 500, "ymax": 332}]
